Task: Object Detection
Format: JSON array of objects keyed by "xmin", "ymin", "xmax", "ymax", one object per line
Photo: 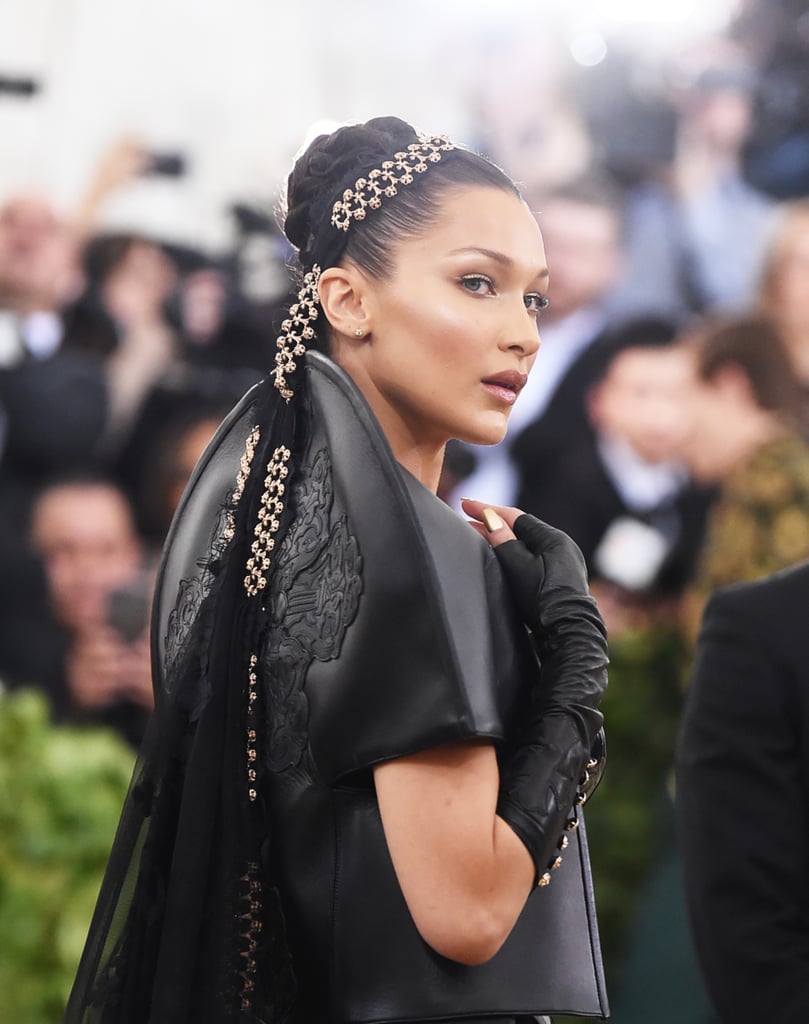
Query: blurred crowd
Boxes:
[
  {"xmin": 2, "ymin": 3, "xmax": 809, "ymax": 1017},
  {"xmin": 448, "ymin": 25, "xmax": 809, "ymax": 645},
  {"xmin": 0, "ymin": 139, "xmax": 297, "ymax": 747}
]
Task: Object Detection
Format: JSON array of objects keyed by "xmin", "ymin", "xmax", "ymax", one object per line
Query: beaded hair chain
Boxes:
[
  {"xmin": 250, "ymin": 132, "xmax": 456, "ymax": 604},
  {"xmin": 272, "ymin": 134, "xmax": 456, "ymax": 403}
]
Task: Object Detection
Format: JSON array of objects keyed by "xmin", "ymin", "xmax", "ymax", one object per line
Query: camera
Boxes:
[
  {"xmin": 107, "ymin": 580, "xmax": 151, "ymax": 644},
  {"xmin": 0, "ymin": 75, "xmax": 41, "ymax": 99},
  {"xmin": 143, "ymin": 151, "xmax": 188, "ymax": 178}
]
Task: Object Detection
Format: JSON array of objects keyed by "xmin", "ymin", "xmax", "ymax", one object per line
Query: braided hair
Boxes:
[{"xmin": 282, "ymin": 115, "xmax": 520, "ymax": 351}]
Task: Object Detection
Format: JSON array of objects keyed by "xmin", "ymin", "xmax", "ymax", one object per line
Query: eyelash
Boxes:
[
  {"xmin": 525, "ymin": 293, "xmax": 550, "ymax": 315},
  {"xmin": 459, "ymin": 275, "xmax": 549, "ymax": 316}
]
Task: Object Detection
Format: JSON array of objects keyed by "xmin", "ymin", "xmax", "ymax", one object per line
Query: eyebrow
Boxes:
[{"xmin": 447, "ymin": 246, "xmax": 550, "ymax": 280}]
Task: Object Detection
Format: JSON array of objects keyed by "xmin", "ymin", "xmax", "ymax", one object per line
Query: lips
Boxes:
[{"xmin": 481, "ymin": 370, "xmax": 528, "ymax": 397}]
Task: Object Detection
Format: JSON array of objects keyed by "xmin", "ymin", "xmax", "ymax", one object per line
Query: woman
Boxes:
[{"xmin": 65, "ymin": 117, "xmax": 609, "ymax": 1024}]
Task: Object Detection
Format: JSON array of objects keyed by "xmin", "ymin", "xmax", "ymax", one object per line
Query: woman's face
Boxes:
[{"xmin": 340, "ymin": 186, "xmax": 547, "ymax": 457}]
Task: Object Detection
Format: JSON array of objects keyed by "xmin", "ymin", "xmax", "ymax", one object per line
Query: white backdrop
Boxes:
[{"xmin": 0, "ymin": 0, "xmax": 736, "ymax": 251}]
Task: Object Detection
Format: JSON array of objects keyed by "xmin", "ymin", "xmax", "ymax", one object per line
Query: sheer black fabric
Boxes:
[{"xmin": 65, "ymin": 379, "xmax": 300, "ymax": 1024}]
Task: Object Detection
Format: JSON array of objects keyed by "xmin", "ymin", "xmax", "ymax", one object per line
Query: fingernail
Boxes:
[{"xmin": 482, "ymin": 507, "xmax": 504, "ymax": 532}]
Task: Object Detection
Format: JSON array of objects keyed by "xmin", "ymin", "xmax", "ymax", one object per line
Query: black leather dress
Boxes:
[
  {"xmin": 248, "ymin": 354, "xmax": 607, "ymax": 1023},
  {"xmin": 67, "ymin": 352, "xmax": 606, "ymax": 1024}
]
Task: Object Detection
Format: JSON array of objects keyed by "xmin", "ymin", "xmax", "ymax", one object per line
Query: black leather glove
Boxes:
[{"xmin": 494, "ymin": 514, "xmax": 609, "ymax": 886}]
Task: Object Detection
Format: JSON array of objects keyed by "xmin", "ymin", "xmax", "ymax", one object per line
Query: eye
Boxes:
[
  {"xmin": 524, "ymin": 293, "xmax": 550, "ymax": 316},
  {"xmin": 460, "ymin": 274, "xmax": 496, "ymax": 296}
]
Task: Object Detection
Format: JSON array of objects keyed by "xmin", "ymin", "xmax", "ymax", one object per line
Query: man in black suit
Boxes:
[
  {"xmin": 676, "ymin": 563, "xmax": 809, "ymax": 1022},
  {"xmin": 516, "ymin": 317, "xmax": 712, "ymax": 610}
]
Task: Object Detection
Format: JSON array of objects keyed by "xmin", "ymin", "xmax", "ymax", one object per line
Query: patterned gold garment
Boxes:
[{"xmin": 686, "ymin": 431, "xmax": 809, "ymax": 635}]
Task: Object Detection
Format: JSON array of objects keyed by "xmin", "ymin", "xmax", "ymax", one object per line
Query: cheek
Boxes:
[{"xmin": 400, "ymin": 313, "xmax": 483, "ymax": 384}]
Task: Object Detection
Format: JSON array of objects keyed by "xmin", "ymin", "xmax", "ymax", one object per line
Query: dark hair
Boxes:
[
  {"xmin": 587, "ymin": 314, "xmax": 682, "ymax": 383},
  {"xmin": 688, "ymin": 314, "xmax": 802, "ymax": 415},
  {"xmin": 282, "ymin": 117, "xmax": 519, "ymax": 347},
  {"xmin": 82, "ymin": 233, "xmax": 156, "ymax": 286},
  {"xmin": 28, "ymin": 471, "xmax": 135, "ymax": 536}
]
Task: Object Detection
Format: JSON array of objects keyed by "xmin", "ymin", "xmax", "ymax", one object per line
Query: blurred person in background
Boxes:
[
  {"xmin": 27, "ymin": 476, "xmax": 153, "ymax": 747},
  {"xmin": 70, "ymin": 231, "xmax": 181, "ymax": 453},
  {"xmin": 734, "ymin": 0, "xmax": 809, "ymax": 199},
  {"xmin": 677, "ymin": 314, "xmax": 809, "ymax": 631},
  {"xmin": 0, "ymin": 192, "xmax": 81, "ymax": 344},
  {"xmin": 449, "ymin": 175, "xmax": 625, "ymax": 507},
  {"xmin": 601, "ymin": 310, "xmax": 807, "ymax": 1023},
  {"xmin": 472, "ymin": 35, "xmax": 593, "ymax": 201},
  {"xmin": 515, "ymin": 317, "xmax": 712, "ymax": 633},
  {"xmin": 607, "ymin": 40, "xmax": 776, "ymax": 320},
  {"xmin": 677, "ymin": 561, "xmax": 809, "ymax": 1023},
  {"xmin": 0, "ymin": 139, "xmax": 177, "ymax": 535},
  {"xmin": 0, "ymin": 193, "xmax": 106, "ymax": 522},
  {"xmin": 758, "ymin": 200, "xmax": 809, "ymax": 420},
  {"xmin": 128, "ymin": 397, "xmax": 233, "ymax": 548}
]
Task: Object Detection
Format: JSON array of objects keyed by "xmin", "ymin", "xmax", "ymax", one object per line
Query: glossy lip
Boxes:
[{"xmin": 481, "ymin": 370, "xmax": 528, "ymax": 396}]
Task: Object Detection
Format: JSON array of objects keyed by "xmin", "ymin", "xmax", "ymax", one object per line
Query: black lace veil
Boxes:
[{"xmin": 65, "ymin": 384, "xmax": 301, "ymax": 1023}]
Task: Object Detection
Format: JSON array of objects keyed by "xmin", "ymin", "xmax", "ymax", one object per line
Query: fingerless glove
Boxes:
[{"xmin": 495, "ymin": 514, "xmax": 609, "ymax": 886}]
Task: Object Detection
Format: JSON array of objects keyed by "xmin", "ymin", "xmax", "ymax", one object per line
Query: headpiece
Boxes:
[
  {"xmin": 272, "ymin": 133, "xmax": 456, "ymax": 405},
  {"xmin": 330, "ymin": 135, "xmax": 455, "ymax": 231}
]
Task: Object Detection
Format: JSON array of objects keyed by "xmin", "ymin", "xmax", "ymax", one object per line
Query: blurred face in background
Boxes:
[
  {"xmin": 31, "ymin": 483, "xmax": 142, "ymax": 632},
  {"xmin": 589, "ymin": 346, "xmax": 692, "ymax": 465},
  {"xmin": 102, "ymin": 238, "xmax": 178, "ymax": 328},
  {"xmin": 760, "ymin": 208, "xmax": 809, "ymax": 379},
  {"xmin": 164, "ymin": 417, "xmax": 221, "ymax": 525},
  {"xmin": 0, "ymin": 194, "xmax": 79, "ymax": 313},
  {"xmin": 536, "ymin": 197, "xmax": 620, "ymax": 322},
  {"xmin": 674, "ymin": 349, "xmax": 761, "ymax": 484},
  {"xmin": 685, "ymin": 85, "xmax": 753, "ymax": 153}
]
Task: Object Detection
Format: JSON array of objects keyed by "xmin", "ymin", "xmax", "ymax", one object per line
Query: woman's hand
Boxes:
[
  {"xmin": 461, "ymin": 498, "xmax": 520, "ymax": 547},
  {"xmin": 463, "ymin": 499, "xmax": 608, "ymax": 886},
  {"xmin": 465, "ymin": 498, "xmax": 604, "ymax": 675},
  {"xmin": 462, "ymin": 498, "xmax": 594, "ymax": 645}
]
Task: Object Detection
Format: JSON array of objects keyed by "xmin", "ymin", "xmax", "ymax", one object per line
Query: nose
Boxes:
[{"xmin": 501, "ymin": 299, "xmax": 540, "ymax": 359}]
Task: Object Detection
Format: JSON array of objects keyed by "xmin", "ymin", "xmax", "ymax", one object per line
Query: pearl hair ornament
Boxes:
[
  {"xmin": 331, "ymin": 135, "xmax": 456, "ymax": 232},
  {"xmin": 273, "ymin": 133, "xmax": 456, "ymax": 402}
]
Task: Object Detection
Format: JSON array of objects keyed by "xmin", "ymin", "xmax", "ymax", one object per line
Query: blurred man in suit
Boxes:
[{"xmin": 677, "ymin": 563, "xmax": 809, "ymax": 1022}]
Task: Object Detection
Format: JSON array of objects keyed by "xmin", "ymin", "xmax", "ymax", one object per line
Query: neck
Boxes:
[
  {"xmin": 331, "ymin": 348, "xmax": 446, "ymax": 493},
  {"xmin": 392, "ymin": 442, "xmax": 447, "ymax": 494},
  {"xmin": 363, "ymin": 391, "xmax": 447, "ymax": 492}
]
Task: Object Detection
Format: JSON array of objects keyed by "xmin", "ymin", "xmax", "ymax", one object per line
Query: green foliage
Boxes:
[
  {"xmin": 585, "ymin": 626, "xmax": 688, "ymax": 988},
  {"xmin": 553, "ymin": 626, "xmax": 688, "ymax": 1024},
  {"xmin": 0, "ymin": 630, "xmax": 687, "ymax": 1023},
  {"xmin": 0, "ymin": 688, "xmax": 134, "ymax": 1024}
]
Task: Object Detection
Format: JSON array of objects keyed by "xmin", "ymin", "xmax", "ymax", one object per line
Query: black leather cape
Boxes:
[{"xmin": 66, "ymin": 352, "xmax": 608, "ymax": 1023}]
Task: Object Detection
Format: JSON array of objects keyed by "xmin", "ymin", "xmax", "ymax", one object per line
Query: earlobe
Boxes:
[{"xmin": 318, "ymin": 265, "xmax": 372, "ymax": 339}]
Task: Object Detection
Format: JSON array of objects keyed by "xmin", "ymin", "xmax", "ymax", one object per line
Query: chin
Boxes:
[{"xmin": 456, "ymin": 422, "xmax": 509, "ymax": 447}]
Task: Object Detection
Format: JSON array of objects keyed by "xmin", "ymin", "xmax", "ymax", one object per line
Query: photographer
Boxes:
[{"xmin": 27, "ymin": 475, "xmax": 153, "ymax": 747}]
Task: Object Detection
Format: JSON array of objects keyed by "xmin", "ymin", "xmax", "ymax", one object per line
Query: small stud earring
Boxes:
[{"xmin": 354, "ymin": 328, "xmax": 364, "ymax": 338}]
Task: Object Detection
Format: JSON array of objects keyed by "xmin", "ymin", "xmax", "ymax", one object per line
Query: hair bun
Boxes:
[{"xmin": 283, "ymin": 117, "xmax": 420, "ymax": 256}]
